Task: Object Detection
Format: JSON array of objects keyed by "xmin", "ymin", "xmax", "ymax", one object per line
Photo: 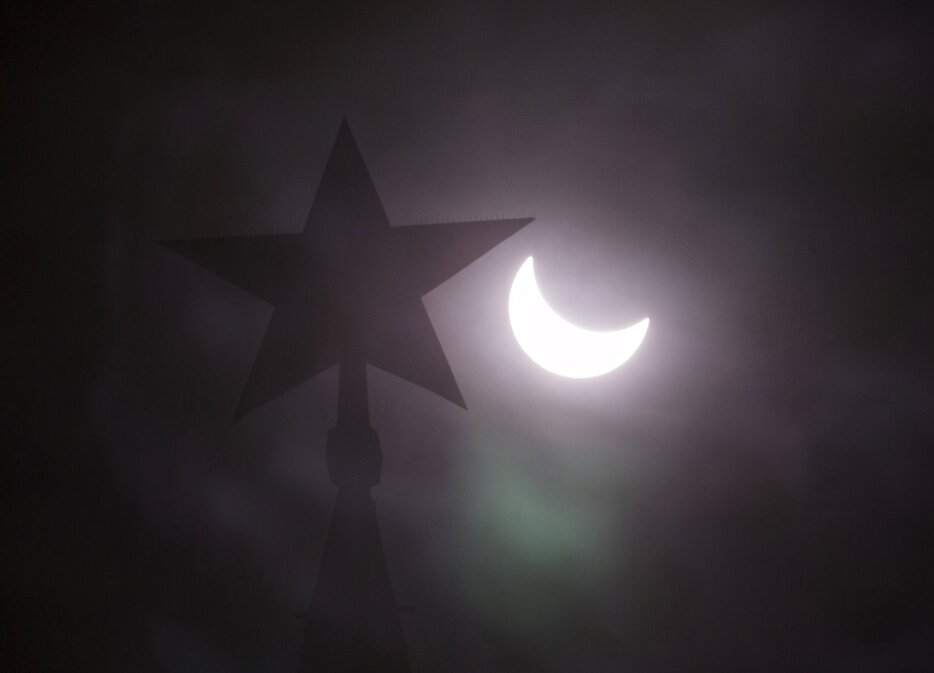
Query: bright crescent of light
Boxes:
[{"xmin": 508, "ymin": 257, "xmax": 649, "ymax": 378}]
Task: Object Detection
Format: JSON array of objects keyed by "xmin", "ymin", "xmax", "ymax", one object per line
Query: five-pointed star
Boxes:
[{"xmin": 164, "ymin": 121, "xmax": 532, "ymax": 419}]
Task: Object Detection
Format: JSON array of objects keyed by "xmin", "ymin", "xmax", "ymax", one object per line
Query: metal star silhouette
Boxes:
[{"xmin": 165, "ymin": 120, "xmax": 532, "ymax": 419}]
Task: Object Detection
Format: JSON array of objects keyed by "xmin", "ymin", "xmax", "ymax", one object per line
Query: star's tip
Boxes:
[{"xmin": 446, "ymin": 386, "xmax": 468, "ymax": 410}]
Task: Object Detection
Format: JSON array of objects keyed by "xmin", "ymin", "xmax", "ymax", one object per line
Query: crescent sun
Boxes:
[{"xmin": 508, "ymin": 257, "xmax": 649, "ymax": 378}]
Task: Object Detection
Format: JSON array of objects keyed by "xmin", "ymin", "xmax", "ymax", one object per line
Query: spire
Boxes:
[
  {"xmin": 161, "ymin": 120, "xmax": 533, "ymax": 672},
  {"xmin": 299, "ymin": 489, "xmax": 409, "ymax": 673}
]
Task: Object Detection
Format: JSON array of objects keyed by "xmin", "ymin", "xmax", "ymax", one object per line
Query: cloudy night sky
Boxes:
[{"xmin": 4, "ymin": 2, "xmax": 934, "ymax": 671}]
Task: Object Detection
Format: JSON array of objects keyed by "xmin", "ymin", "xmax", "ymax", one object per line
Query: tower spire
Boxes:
[
  {"xmin": 162, "ymin": 120, "xmax": 532, "ymax": 673},
  {"xmin": 299, "ymin": 352, "xmax": 409, "ymax": 673}
]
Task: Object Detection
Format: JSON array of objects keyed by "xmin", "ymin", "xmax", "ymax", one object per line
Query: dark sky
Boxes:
[{"xmin": 4, "ymin": 1, "xmax": 934, "ymax": 671}]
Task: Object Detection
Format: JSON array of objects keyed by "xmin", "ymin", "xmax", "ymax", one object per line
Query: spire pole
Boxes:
[
  {"xmin": 336, "ymin": 346, "xmax": 370, "ymax": 428},
  {"xmin": 299, "ymin": 347, "xmax": 410, "ymax": 672},
  {"xmin": 325, "ymin": 346, "xmax": 381, "ymax": 490}
]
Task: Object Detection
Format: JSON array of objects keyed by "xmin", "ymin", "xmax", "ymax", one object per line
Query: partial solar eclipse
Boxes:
[{"xmin": 508, "ymin": 257, "xmax": 648, "ymax": 378}]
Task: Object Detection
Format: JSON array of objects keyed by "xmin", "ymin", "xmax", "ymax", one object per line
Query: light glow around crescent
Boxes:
[{"xmin": 508, "ymin": 257, "xmax": 649, "ymax": 378}]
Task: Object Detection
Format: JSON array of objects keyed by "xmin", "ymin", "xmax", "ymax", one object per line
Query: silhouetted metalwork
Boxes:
[{"xmin": 164, "ymin": 120, "xmax": 531, "ymax": 672}]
